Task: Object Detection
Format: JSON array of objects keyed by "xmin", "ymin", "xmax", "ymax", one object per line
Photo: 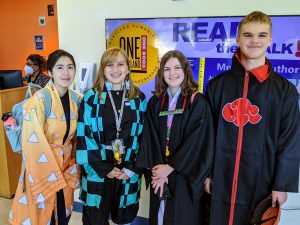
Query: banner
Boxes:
[{"xmin": 106, "ymin": 16, "xmax": 300, "ymax": 106}]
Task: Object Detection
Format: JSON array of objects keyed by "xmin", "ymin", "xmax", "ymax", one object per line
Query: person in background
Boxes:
[
  {"xmin": 136, "ymin": 50, "xmax": 214, "ymax": 225},
  {"xmin": 9, "ymin": 50, "xmax": 81, "ymax": 225},
  {"xmin": 205, "ymin": 11, "xmax": 300, "ymax": 225},
  {"xmin": 23, "ymin": 54, "xmax": 50, "ymax": 87},
  {"xmin": 76, "ymin": 47, "xmax": 147, "ymax": 225}
]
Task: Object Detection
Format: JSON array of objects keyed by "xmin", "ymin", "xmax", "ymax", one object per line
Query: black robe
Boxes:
[
  {"xmin": 136, "ymin": 92, "xmax": 214, "ymax": 225},
  {"xmin": 205, "ymin": 52, "xmax": 300, "ymax": 225}
]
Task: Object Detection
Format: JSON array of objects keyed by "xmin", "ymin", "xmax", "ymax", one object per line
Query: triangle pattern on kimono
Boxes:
[
  {"xmin": 70, "ymin": 166, "xmax": 77, "ymax": 175},
  {"xmin": 59, "ymin": 150, "xmax": 64, "ymax": 157},
  {"xmin": 22, "ymin": 217, "xmax": 31, "ymax": 225},
  {"xmin": 9, "ymin": 210, "xmax": 13, "ymax": 220},
  {"xmin": 37, "ymin": 153, "xmax": 49, "ymax": 163},
  {"xmin": 28, "ymin": 173, "xmax": 35, "ymax": 184},
  {"xmin": 18, "ymin": 194, "xmax": 28, "ymax": 205},
  {"xmin": 28, "ymin": 132, "xmax": 39, "ymax": 143},
  {"xmin": 22, "ymin": 152, "xmax": 26, "ymax": 162},
  {"xmin": 62, "ymin": 113, "xmax": 66, "ymax": 121},
  {"xmin": 36, "ymin": 193, "xmax": 45, "ymax": 203},
  {"xmin": 37, "ymin": 201, "xmax": 46, "ymax": 209},
  {"xmin": 70, "ymin": 111, "xmax": 75, "ymax": 120},
  {"xmin": 37, "ymin": 92, "xmax": 45, "ymax": 100},
  {"xmin": 23, "ymin": 113, "xmax": 31, "ymax": 121},
  {"xmin": 48, "ymin": 111, "xmax": 57, "ymax": 119},
  {"xmin": 22, "ymin": 109, "xmax": 27, "ymax": 116},
  {"xmin": 47, "ymin": 172, "xmax": 58, "ymax": 181}
]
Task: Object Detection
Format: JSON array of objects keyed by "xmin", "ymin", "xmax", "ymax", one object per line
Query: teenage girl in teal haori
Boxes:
[{"xmin": 76, "ymin": 47, "xmax": 147, "ymax": 225}]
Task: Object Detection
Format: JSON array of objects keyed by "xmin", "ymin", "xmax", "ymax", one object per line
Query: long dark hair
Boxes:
[{"xmin": 47, "ymin": 49, "xmax": 76, "ymax": 73}]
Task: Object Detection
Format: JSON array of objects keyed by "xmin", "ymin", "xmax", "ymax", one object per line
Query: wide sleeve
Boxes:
[
  {"xmin": 205, "ymin": 81, "xmax": 218, "ymax": 178},
  {"xmin": 76, "ymin": 90, "xmax": 114, "ymax": 177},
  {"xmin": 124, "ymin": 92, "xmax": 148, "ymax": 173},
  {"xmin": 273, "ymin": 85, "xmax": 300, "ymax": 192},
  {"xmin": 22, "ymin": 92, "xmax": 67, "ymax": 204},
  {"xmin": 168, "ymin": 94, "xmax": 215, "ymax": 202},
  {"xmin": 136, "ymin": 96, "xmax": 164, "ymax": 169}
]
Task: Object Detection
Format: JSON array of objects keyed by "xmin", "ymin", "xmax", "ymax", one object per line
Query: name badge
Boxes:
[
  {"xmin": 112, "ymin": 139, "xmax": 125, "ymax": 164},
  {"xmin": 159, "ymin": 109, "xmax": 184, "ymax": 116}
]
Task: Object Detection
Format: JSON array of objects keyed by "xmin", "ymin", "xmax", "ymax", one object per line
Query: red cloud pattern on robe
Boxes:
[{"xmin": 222, "ymin": 98, "xmax": 262, "ymax": 127}]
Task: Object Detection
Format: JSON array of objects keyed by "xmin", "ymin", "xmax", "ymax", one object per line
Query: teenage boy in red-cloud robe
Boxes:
[{"xmin": 205, "ymin": 11, "xmax": 300, "ymax": 225}]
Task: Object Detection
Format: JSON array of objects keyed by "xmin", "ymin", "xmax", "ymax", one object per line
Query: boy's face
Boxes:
[{"xmin": 236, "ymin": 22, "xmax": 272, "ymax": 62}]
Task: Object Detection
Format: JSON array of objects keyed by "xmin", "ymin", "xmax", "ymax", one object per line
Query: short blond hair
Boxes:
[{"xmin": 238, "ymin": 11, "xmax": 272, "ymax": 36}]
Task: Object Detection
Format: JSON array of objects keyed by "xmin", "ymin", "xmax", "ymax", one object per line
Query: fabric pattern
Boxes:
[
  {"xmin": 206, "ymin": 52, "xmax": 300, "ymax": 225},
  {"xmin": 76, "ymin": 88, "xmax": 147, "ymax": 209},
  {"xmin": 22, "ymin": 72, "xmax": 50, "ymax": 88},
  {"xmin": 9, "ymin": 83, "xmax": 81, "ymax": 225}
]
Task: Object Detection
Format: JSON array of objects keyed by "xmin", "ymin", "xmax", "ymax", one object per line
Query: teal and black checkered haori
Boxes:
[{"xmin": 76, "ymin": 88, "xmax": 147, "ymax": 209}]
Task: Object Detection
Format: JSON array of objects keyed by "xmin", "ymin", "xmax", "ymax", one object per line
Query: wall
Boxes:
[
  {"xmin": 0, "ymin": 0, "xmax": 58, "ymax": 73},
  {"xmin": 57, "ymin": 0, "xmax": 299, "ymax": 67}
]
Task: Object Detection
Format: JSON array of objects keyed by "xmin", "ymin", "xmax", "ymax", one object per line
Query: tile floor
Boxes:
[
  {"xmin": 0, "ymin": 197, "xmax": 84, "ymax": 225},
  {"xmin": 1, "ymin": 195, "xmax": 299, "ymax": 225}
]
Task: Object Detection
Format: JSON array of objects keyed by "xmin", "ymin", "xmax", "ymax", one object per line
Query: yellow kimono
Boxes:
[{"xmin": 9, "ymin": 84, "xmax": 81, "ymax": 225}]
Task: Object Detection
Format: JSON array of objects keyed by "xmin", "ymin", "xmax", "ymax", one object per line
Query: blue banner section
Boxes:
[
  {"xmin": 270, "ymin": 59, "xmax": 300, "ymax": 79},
  {"xmin": 187, "ymin": 57, "xmax": 200, "ymax": 82},
  {"xmin": 106, "ymin": 16, "xmax": 300, "ymax": 100}
]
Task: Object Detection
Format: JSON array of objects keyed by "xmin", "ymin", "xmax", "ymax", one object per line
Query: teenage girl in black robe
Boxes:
[{"xmin": 136, "ymin": 50, "xmax": 214, "ymax": 225}]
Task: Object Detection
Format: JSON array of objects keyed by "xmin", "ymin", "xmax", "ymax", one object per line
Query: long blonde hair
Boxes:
[{"xmin": 92, "ymin": 47, "xmax": 140, "ymax": 99}]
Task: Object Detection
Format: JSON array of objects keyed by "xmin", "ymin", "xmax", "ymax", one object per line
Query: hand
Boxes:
[
  {"xmin": 152, "ymin": 176, "xmax": 168, "ymax": 197},
  {"xmin": 107, "ymin": 167, "xmax": 122, "ymax": 178},
  {"xmin": 152, "ymin": 164, "xmax": 174, "ymax": 178},
  {"xmin": 204, "ymin": 178, "xmax": 212, "ymax": 194},
  {"xmin": 272, "ymin": 190, "xmax": 287, "ymax": 207},
  {"xmin": 116, "ymin": 171, "xmax": 130, "ymax": 180}
]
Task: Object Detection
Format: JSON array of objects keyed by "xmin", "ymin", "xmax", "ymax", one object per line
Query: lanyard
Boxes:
[
  {"xmin": 107, "ymin": 88, "xmax": 126, "ymax": 139},
  {"xmin": 159, "ymin": 94, "xmax": 187, "ymax": 116},
  {"xmin": 160, "ymin": 89, "xmax": 187, "ymax": 158}
]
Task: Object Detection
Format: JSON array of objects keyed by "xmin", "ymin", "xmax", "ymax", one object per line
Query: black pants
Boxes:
[
  {"xmin": 50, "ymin": 189, "xmax": 71, "ymax": 225},
  {"xmin": 82, "ymin": 178, "xmax": 139, "ymax": 225}
]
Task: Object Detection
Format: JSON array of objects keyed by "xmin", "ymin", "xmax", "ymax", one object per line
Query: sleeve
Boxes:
[
  {"xmin": 168, "ymin": 94, "xmax": 215, "ymax": 202},
  {"xmin": 22, "ymin": 74, "xmax": 31, "ymax": 83},
  {"xmin": 76, "ymin": 91, "xmax": 114, "ymax": 177},
  {"xmin": 124, "ymin": 92, "xmax": 148, "ymax": 173},
  {"xmin": 63, "ymin": 136, "xmax": 81, "ymax": 189},
  {"xmin": 123, "ymin": 167, "xmax": 135, "ymax": 178},
  {"xmin": 273, "ymin": 86, "xmax": 300, "ymax": 192},
  {"xmin": 136, "ymin": 96, "xmax": 164, "ymax": 169},
  {"xmin": 204, "ymin": 81, "xmax": 220, "ymax": 179},
  {"xmin": 22, "ymin": 93, "xmax": 67, "ymax": 204},
  {"xmin": 135, "ymin": 96, "xmax": 163, "ymax": 188}
]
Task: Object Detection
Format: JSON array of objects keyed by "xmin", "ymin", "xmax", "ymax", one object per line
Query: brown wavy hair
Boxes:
[
  {"xmin": 153, "ymin": 50, "xmax": 198, "ymax": 97},
  {"xmin": 92, "ymin": 47, "xmax": 140, "ymax": 99},
  {"xmin": 27, "ymin": 54, "xmax": 47, "ymax": 72}
]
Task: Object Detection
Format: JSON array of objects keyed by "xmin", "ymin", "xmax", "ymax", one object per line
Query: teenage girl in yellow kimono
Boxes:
[{"xmin": 9, "ymin": 50, "xmax": 81, "ymax": 225}]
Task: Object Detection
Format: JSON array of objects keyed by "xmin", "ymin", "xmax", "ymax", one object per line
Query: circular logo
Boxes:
[{"xmin": 107, "ymin": 22, "xmax": 160, "ymax": 85}]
